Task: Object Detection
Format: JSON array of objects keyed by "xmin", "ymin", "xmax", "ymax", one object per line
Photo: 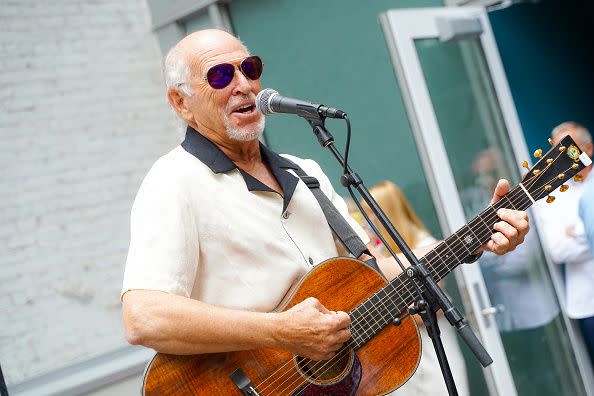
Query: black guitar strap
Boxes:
[{"xmin": 290, "ymin": 166, "xmax": 382, "ymax": 274}]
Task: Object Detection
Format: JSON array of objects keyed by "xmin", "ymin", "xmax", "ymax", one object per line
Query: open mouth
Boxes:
[{"xmin": 232, "ymin": 104, "xmax": 256, "ymax": 114}]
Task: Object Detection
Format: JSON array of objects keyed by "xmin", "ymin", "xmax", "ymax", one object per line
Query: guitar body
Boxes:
[{"xmin": 143, "ymin": 257, "xmax": 421, "ymax": 395}]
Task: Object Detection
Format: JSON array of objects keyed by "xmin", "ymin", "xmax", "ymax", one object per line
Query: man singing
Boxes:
[{"xmin": 121, "ymin": 29, "xmax": 529, "ymax": 390}]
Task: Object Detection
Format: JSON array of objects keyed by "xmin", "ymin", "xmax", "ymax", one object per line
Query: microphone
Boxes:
[{"xmin": 256, "ymin": 89, "xmax": 347, "ymax": 120}]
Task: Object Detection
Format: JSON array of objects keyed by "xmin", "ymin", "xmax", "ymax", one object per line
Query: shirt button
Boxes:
[
  {"xmin": 308, "ymin": 257, "xmax": 314, "ymax": 265},
  {"xmin": 282, "ymin": 211, "xmax": 290, "ymax": 219}
]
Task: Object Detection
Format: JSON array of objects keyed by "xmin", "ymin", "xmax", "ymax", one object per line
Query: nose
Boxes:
[{"xmin": 231, "ymin": 67, "xmax": 253, "ymax": 96}]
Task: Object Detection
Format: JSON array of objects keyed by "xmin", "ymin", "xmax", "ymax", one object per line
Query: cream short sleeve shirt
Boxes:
[{"xmin": 122, "ymin": 127, "xmax": 369, "ymax": 312}]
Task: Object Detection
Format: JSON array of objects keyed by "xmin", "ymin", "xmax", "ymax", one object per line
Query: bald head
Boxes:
[
  {"xmin": 163, "ymin": 29, "xmax": 248, "ymax": 95},
  {"xmin": 163, "ymin": 29, "xmax": 264, "ymax": 143},
  {"xmin": 551, "ymin": 121, "xmax": 592, "ymax": 145}
]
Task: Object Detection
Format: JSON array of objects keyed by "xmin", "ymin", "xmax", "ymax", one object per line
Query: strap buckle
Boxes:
[{"xmin": 300, "ymin": 176, "xmax": 320, "ymax": 188}]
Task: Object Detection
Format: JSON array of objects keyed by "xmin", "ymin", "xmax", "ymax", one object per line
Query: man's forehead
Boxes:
[
  {"xmin": 202, "ymin": 48, "xmax": 249, "ymax": 66},
  {"xmin": 189, "ymin": 42, "xmax": 248, "ymax": 71},
  {"xmin": 555, "ymin": 128, "xmax": 577, "ymax": 140}
]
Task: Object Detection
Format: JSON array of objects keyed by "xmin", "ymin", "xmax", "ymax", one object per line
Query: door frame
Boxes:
[{"xmin": 380, "ymin": 6, "xmax": 593, "ymax": 395}]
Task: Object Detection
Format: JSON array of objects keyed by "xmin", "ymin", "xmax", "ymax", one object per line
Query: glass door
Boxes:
[{"xmin": 380, "ymin": 7, "xmax": 590, "ymax": 396}]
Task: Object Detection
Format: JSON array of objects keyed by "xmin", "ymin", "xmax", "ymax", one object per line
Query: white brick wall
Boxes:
[{"xmin": 0, "ymin": 0, "xmax": 182, "ymax": 385}]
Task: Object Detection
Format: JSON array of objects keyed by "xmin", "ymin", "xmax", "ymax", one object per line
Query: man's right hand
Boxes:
[{"xmin": 273, "ymin": 297, "xmax": 351, "ymax": 361}]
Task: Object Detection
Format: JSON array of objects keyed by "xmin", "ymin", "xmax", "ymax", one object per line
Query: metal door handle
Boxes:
[{"xmin": 481, "ymin": 304, "xmax": 505, "ymax": 317}]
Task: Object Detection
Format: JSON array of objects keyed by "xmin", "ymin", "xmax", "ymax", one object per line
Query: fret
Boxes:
[
  {"xmin": 349, "ymin": 309, "xmax": 372, "ymax": 341},
  {"xmin": 348, "ymin": 275, "xmax": 420, "ymax": 349},
  {"xmin": 348, "ymin": 312, "xmax": 364, "ymax": 343},
  {"xmin": 387, "ymin": 277, "xmax": 412, "ymax": 308},
  {"xmin": 359, "ymin": 299, "xmax": 381, "ymax": 332},
  {"xmin": 462, "ymin": 223, "xmax": 481, "ymax": 252},
  {"xmin": 348, "ymin": 185, "xmax": 533, "ymax": 351},
  {"xmin": 466, "ymin": 216, "xmax": 485, "ymax": 240},
  {"xmin": 366, "ymin": 298, "xmax": 386, "ymax": 330},
  {"xmin": 475, "ymin": 206, "xmax": 493, "ymax": 230},
  {"xmin": 423, "ymin": 249, "xmax": 448, "ymax": 283},
  {"xmin": 452, "ymin": 232, "xmax": 472, "ymax": 256},
  {"xmin": 440, "ymin": 239, "xmax": 459, "ymax": 265},
  {"xmin": 374, "ymin": 288, "xmax": 397, "ymax": 320},
  {"xmin": 505, "ymin": 195, "xmax": 517, "ymax": 210},
  {"xmin": 345, "ymin": 135, "xmax": 588, "ymax": 351},
  {"xmin": 422, "ymin": 255, "xmax": 442, "ymax": 283},
  {"xmin": 423, "ymin": 248, "xmax": 439, "ymax": 264},
  {"xmin": 510, "ymin": 186, "xmax": 532, "ymax": 211},
  {"xmin": 366, "ymin": 296, "xmax": 389, "ymax": 330},
  {"xmin": 372, "ymin": 287, "xmax": 405, "ymax": 325}
]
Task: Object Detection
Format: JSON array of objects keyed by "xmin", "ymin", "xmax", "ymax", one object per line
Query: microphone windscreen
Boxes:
[{"xmin": 255, "ymin": 88, "xmax": 277, "ymax": 116}]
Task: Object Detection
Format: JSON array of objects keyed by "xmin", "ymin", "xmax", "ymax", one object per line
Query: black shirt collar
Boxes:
[{"xmin": 181, "ymin": 126, "xmax": 300, "ymax": 211}]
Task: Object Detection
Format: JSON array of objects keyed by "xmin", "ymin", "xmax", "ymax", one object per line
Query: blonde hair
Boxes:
[{"xmin": 363, "ymin": 181, "xmax": 427, "ymax": 253}]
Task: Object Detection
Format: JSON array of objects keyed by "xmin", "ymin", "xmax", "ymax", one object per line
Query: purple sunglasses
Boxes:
[{"xmin": 202, "ymin": 55, "xmax": 263, "ymax": 89}]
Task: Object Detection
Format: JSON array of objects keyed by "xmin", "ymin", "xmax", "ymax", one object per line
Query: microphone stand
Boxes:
[{"xmin": 304, "ymin": 114, "xmax": 493, "ymax": 396}]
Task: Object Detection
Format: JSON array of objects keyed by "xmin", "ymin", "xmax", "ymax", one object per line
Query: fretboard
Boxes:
[{"xmin": 348, "ymin": 184, "xmax": 532, "ymax": 348}]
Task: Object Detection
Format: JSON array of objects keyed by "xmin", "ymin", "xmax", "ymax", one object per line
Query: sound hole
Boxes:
[{"xmin": 294, "ymin": 347, "xmax": 353, "ymax": 384}]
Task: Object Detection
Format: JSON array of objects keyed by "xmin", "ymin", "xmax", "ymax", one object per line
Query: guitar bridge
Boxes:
[{"xmin": 230, "ymin": 368, "xmax": 260, "ymax": 395}]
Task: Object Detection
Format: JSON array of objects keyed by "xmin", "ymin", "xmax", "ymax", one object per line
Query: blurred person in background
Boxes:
[
  {"xmin": 578, "ymin": 171, "xmax": 594, "ymax": 367},
  {"xmin": 579, "ymin": 168, "xmax": 594, "ymax": 253},
  {"xmin": 462, "ymin": 147, "xmax": 562, "ymax": 394},
  {"xmin": 537, "ymin": 121, "xmax": 594, "ymax": 366},
  {"xmin": 361, "ymin": 180, "xmax": 469, "ymax": 396}
]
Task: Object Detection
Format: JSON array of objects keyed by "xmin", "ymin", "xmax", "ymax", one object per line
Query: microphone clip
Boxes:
[{"xmin": 307, "ymin": 118, "xmax": 335, "ymax": 148}]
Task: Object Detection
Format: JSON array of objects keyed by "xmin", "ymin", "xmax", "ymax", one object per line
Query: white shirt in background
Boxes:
[{"xmin": 535, "ymin": 179, "xmax": 594, "ymax": 319}]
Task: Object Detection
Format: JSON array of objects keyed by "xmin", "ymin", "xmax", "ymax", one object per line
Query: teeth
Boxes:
[{"xmin": 237, "ymin": 104, "xmax": 252, "ymax": 111}]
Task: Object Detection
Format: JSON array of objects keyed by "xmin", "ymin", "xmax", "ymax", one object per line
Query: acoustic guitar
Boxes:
[{"xmin": 142, "ymin": 136, "xmax": 591, "ymax": 395}]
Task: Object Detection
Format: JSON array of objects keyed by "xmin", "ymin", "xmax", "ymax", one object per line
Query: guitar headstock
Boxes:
[{"xmin": 521, "ymin": 135, "xmax": 592, "ymax": 203}]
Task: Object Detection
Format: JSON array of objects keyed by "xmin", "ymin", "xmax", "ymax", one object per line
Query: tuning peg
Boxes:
[
  {"xmin": 534, "ymin": 149, "xmax": 543, "ymax": 158},
  {"xmin": 557, "ymin": 173, "xmax": 566, "ymax": 180},
  {"xmin": 548, "ymin": 138, "xmax": 554, "ymax": 146},
  {"xmin": 547, "ymin": 158, "xmax": 553, "ymax": 164},
  {"xmin": 560, "ymin": 185, "xmax": 569, "ymax": 192},
  {"xmin": 574, "ymin": 174, "xmax": 584, "ymax": 182},
  {"xmin": 521, "ymin": 161, "xmax": 529, "ymax": 169},
  {"xmin": 547, "ymin": 195, "xmax": 556, "ymax": 203},
  {"xmin": 559, "ymin": 146, "xmax": 566, "ymax": 152},
  {"xmin": 572, "ymin": 163, "xmax": 579, "ymax": 170},
  {"xmin": 532, "ymin": 169, "xmax": 541, "ymax": 175}
]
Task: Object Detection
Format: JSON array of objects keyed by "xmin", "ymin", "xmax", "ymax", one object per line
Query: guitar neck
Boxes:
[
  {"xmin": 349, "ymin": 183, "xmax": 532, "ymax": 348},
  {"xmin": 423, "ymin": 183, "xmax": 532, "ymax": 283}
]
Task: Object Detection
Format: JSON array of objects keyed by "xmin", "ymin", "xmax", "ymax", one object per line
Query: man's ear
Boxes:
[{"xmin": 167, "ymin": 88, "xmax": 191, "ymax": 122}]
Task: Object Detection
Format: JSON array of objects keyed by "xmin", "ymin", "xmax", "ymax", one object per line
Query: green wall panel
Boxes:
[{"xmin": 227, "ymin": 0, "xmax": 443, "ymax": 237}]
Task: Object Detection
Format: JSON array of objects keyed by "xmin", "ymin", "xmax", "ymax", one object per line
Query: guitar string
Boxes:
[
  {"xmin": 308, "ymin": 150, "xmax": 566, "ymax": 348},
  {"xmin": 258, "ymin": 159, "xmax": 571, "ymax": 395},
  {"xmin": 274, "ymin": 155, "xmax": 571, "ymax": 395},
  {"xmin": 256, "ymin": 187, "xmax": 530, "ymax": 396},
  {"xmin": 258, "ymin": 169, "xmax": 557, "ymax": 396},
  {"xmin": 331, "ymin": 149, "xmax": 569, "ymax": 344},
  {"xmin": 280, "ymin": 178, "xmax": 558, "ymax": 396},
  {"xmin": 265, "ymin": 189, "xmax": 529, "ymax": 396},
  {"xmin": 259, "ymin": 182, "xmax": 538, "ymax": 396},
  {"xmin": 340, "ymin": 150, "xmax": 563, "ymax": 341},
  {"xmin": 280, "ymin": 161, "xmax": 574, "ymax": 395}
]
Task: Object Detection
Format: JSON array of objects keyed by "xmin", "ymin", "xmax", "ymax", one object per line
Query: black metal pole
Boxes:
[
  {"xmin": 305, "ymin": 115, "xmax": 492, "ymax": 395},
  {"xmin": 0, "ymin": 363, "xmax": 9, "ymax": 396},
  {"xmin": 421, "ymin": 293, "xmax": 459, "ymax": 396}
]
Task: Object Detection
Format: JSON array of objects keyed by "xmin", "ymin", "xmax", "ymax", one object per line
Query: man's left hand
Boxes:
[{"xmin": 479, "ymin": 179, "xmax": 530, "ymax": 255}]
